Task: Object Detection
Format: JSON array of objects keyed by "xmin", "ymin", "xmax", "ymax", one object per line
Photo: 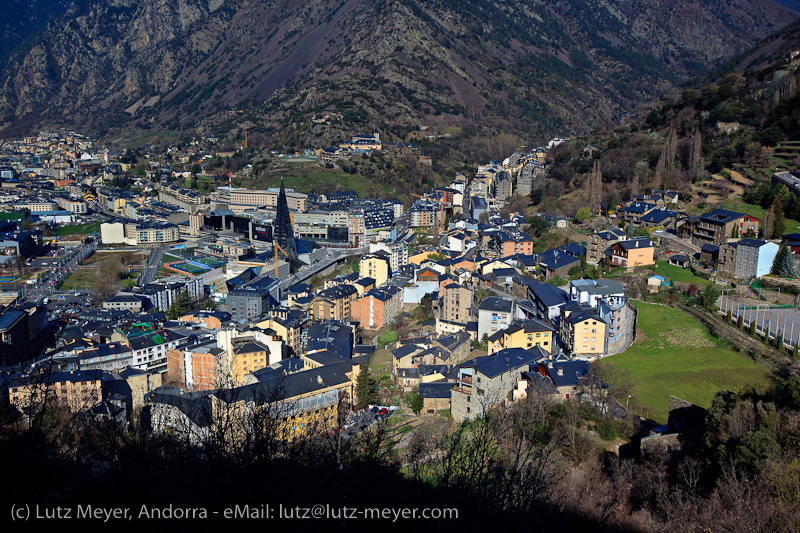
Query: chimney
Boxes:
[
  {"xmin": 317, "ymin": 375, "xmax": 323, "ymax": 385},
  {"xmin": 548, "ymin": 360, "xmax": 553, "ymax": 369},
  {"xmin": 557, "ymin": 367, "xmax": 563, "ymax": 376},
  {"xmin": 505, "ymin": 358, "xmax": 509, "ymax": 366}
]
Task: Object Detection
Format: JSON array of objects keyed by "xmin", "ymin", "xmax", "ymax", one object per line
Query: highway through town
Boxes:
[
  {"xmin": 19, "ymin": 239, "xmax": 100, "ymax": 302},
  {"xmin": 138, "ymin": 246, "xmax": 166, "ymax": 286},
  {"xmin": 277, "ymin": 246, "xmax": 366, "ymax": 291}
]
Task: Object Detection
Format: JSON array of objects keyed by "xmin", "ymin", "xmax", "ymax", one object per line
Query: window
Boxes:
[{"xmin": 536, "ymin": 333, "xmax": 541, "ymax": 338}]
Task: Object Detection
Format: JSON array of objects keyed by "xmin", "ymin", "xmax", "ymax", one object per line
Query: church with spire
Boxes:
[{"xmin": 274, "ymin": 179, "xmax": 298, "ymax": 266}]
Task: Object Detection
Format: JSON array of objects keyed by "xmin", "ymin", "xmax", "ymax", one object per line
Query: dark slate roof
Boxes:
[
  {"xmin": 568, "ymin": 308, "xmax": 604, "ymax": 325},
  {"xmin": 699, "ymin": 209, "xmax": 744, "ymax": 224},
  {"xmin": 615, "ymin": 237, "xmax": 654, "ymax": 250},
  {"xmin": 464, "ymin": 347, "xmax": 546, "ymax": 378},
  {"xmin": 537, "ymin": 248, "xmax": 580, "ymax": 271},
  {"xmin": 479, "ymin": 297, "xmax": 514, "ymax": 313},
  {"xmin": 419, "ymin": 381, "xmax": 453, "ymax": 399},
  {"xmin": 639, "ymin": 209, "xmax": 676, "ymax": 224},
  {"xmin": 219, "ymin": 356, "xmax": 367, "ymax": 404},
  {"xmin": 393, "ymin": 344, "xmax": 423, "ymax": 359},
  {"xmin": 547, "ymin": 360, "xmax": 591, "ymax": 388},
  {"xmin": 595, "ymin": 228, "xmax": 628, "ymax": 240},
  {"xmin": 233, "ymin": 340, "xmax": 270, "ymax": 355},
  {"xmin": 434, "ymin": 331, "xmax": 470, "ymax": 351},
  {"xmin": 528, "ymin": 281, "xmax": 568, "ymax": 308},
  {"xmin": 316, "ymin": 284, "xmax": 357, "ymax": 300},
  {"xmin": 515, "ymin": 254, "xmax": 537, "ymax": 266},
  {"xmin": 127, "ymin": 329, "xmax": 186, "ymax": 351},
  {"xmin": 305, "ymin": 321, "xmax": 353, "ymax": 359},
  {"xmin": 560, "ymin": 242, "xmax": 586, "ymax": 257},
  {"xmin": 287, "ymin": 282, "xmax": 312, "ymax": 294},
  {"xmin": 618, "ymin": 202, "xmax": 655, "ymax": 214},
  {"xmin": 700, "ymin": 243, "xmax": 720, "ymax": 253},
  {"xmin": 737, "ymin": 238, "xmax": 767, "ymax": 248}
]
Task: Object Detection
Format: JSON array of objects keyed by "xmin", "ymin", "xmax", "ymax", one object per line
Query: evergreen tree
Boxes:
[
  {"xmin": 773, "ymin": 198, "xmax": 786, "ymax": 237},
  {"xmin": 771, "ymin": 244, "xmax": 797, "ymax": 278},
  {"xmin": 355, "ymin": 366, "xmax": 377, "ymax": 411},
  {"xmin": 779, "ymin": 246, "xmax": 798, "ymax": 278},
  {"xmin": 166, "ymin": 290, "xmax": 190, "ymax": 319},
  {"xmin": 408, "ymin": 392, "xmax": 424, "ymax": 415},
  {"xmin": 771, "ymin": 246, "xmax": 787, "ymax": 276}
]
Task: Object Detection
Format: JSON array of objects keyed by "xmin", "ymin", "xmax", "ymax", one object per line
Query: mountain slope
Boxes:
[{"xmin": 0, "ymin": 0, "xmax": 794, "ymax": 138}]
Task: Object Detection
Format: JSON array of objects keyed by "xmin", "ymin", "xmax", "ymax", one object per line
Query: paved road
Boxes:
[
  {"xmin": 277, "ymin": 246, "xmax": 366, "ymax": 291},
  {"xmin": 19, "ymin": 240, "xmax": 99, "ymax": 302},
  {"xmin": 138, "ymin": 246, "xmax": 165, "ymax": 286}
]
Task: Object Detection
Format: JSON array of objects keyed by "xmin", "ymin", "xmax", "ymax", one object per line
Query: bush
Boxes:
[
  {"xmin": 596, "ymin": 416, "xmax": 619, "ymax": 441},
  {"xmin": 377, "ymin": 330, "xmax": 398, "ymax": 346}
]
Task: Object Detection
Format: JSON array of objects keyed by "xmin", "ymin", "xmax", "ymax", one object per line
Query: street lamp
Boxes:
[{"xmin": 626, "ymin": 395, "xmax": 631, "ymax": 410}]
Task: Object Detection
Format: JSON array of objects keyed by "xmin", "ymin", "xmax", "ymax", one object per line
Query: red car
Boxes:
[{"xmin": 377, "ymin": 408, "xmax": 388, "ymax": 417}]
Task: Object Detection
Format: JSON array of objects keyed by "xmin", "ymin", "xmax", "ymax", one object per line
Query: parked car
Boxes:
[{"xmin": 377, "ymin": 408, "xmax": 388, "ymax": 417}]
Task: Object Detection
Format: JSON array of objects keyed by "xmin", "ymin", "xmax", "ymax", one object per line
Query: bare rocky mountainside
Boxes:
[{"xmin": 0, "ymin": 0, "xmax": 795, "ymax": 139}]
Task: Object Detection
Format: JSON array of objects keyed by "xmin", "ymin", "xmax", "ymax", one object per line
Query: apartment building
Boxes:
[
  {"xmin": 310, "ymin": 284, "xmax": 358, "ymax": 321},
  {"xmin": 228, "ymin": 189, "xmax": 307, "ymax": 213},
  {"xmin": 691, "ymin": 209, "xmax": 759, "ymax": 246},
  {"xmin": 359, "ymin": 251, "xmax": 392, "ymax": 287},
  {"xmin": 440, "ymin": 283, "xmax": 473, "ymax": 325},
  {"xmin": 587, "ymin": 229, "xmax": 627, "ymax": 264},
  {"xmin": 451, "ymin": 347, "xmax": 545, "ymax": 423},
  {"xmin": 350, "ymin": 286, "xmax": 403, "ymax": 329},
  {"xmin": 8, "ymin": 370, "xmax": 110, "ymax": 414},
  {"xmin": 166, "ymin": 335, "xmax": 229, "ymax": 391},
  {"xmin": 488, "ymin": 318, "xmax": 556, "ymax": 355},
  {"xmin": 733, "ymin": 238, "xmax": 779, "ymax": 279}
]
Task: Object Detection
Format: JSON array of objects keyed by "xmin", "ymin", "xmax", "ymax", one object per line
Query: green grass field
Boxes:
[
  {"xmin": 253, "ymin": 163, "xmax": 394, "ymax": 198},
  {"xmin": 56, "ymin": 221, "xmax": 101, "ymax": 236},
  {"xmin": 651, "ymin": 260, "xmax": 711, "ymax": 285},
  {"xmin": 605, "ymin": 302, "xmax": 773, "ymax": 424},
  {"xmin": 59, "ymin": 269, "xmax": 99, "ymax": 290},
  {"xmin": 60, "ymin": 267, "xmax": 141, "ymax": 290}
]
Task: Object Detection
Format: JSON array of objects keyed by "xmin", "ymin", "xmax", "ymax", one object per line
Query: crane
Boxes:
[{"xmin": 273, "ymin": 238, "xmax": 289, "ymax": 279}]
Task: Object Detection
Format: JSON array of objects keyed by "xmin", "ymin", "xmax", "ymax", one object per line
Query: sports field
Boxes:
[
  {"xmin": 604, "ymin": 301, "xmax": 773, "ymax": 423},
  {"xmin": 167, "ymin": 261, "xmax": 208, "ymax": 275},
  {"xmin": 192, "ymin": 257, "xmax": 225, "ymax": 268}
]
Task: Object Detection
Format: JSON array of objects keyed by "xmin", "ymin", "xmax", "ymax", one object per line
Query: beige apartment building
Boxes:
[{"xmin": 229, "ymin": 189, "xmax": 307, "ymax": 212}]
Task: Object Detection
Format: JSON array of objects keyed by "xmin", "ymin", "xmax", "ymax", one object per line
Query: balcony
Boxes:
[{"xmin": 452, "ymin": 375, "xmax": 473, "ymax": 394}]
